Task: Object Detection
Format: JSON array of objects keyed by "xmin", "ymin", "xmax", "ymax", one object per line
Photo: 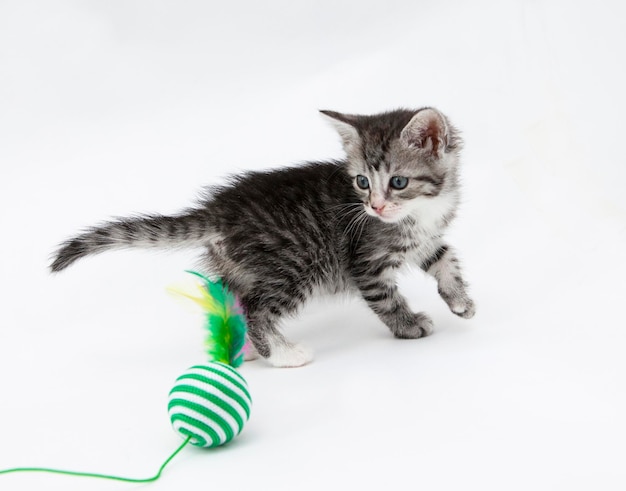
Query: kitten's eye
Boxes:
[
  {"xmin": 356, "ymin": 175, "xmax": 370, "ymax": 190},
  {"xmin": 389, "ymin": 176, "xmax": 409, "ymax": 190}
]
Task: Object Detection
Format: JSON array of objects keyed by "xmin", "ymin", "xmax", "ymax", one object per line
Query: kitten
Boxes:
[{"xmin": 51, "ymin": 108, "xmax": 475, "ymax": 368}]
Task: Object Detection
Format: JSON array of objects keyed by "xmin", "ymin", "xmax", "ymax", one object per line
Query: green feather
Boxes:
[{"xmin": 184, "ymin": 271, "xmax": 247, "ymax": 367}]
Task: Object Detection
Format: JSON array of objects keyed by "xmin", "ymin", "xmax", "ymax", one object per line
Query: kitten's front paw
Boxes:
[
  {"xmin": 453, "ymin": 297, "xmax": 476, "ymax": 319},
  {"xmin": 393, "ymin": 312, "xmax": 434, "ymax": 339},
  {"xmin": 439, "ymin": 288, "xmax": 476, "ymax": 319},
  {"xmin": 267, "ymin": 343, "xmax": 314, "ymax": 368}
]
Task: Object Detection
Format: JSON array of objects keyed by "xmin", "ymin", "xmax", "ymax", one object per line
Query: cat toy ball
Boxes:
[{"xmin": 0, "ymin": 271, "xmax": 252, "ymax": 483}]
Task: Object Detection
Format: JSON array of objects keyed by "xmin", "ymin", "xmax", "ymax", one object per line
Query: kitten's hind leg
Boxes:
[
  {"xmin": 243, "ymin": 305, "xmax": 313, "ymax": 368},
  {"xmin": 266, "ymin": 338, "xmax": 314, "ymax": 368}
]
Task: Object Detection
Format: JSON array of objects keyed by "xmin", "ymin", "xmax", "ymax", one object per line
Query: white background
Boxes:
[{"xmin": 1, "ymin": 1, "xmax": 625, "ymax": 490}]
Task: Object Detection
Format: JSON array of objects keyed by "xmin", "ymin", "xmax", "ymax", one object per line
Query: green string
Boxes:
[{"xmin": 0, "ymin": 436, "xmax": 191, "ymax": 483}]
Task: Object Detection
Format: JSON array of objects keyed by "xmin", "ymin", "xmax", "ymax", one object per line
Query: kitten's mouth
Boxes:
[{"xmin": 366, "ymin": 206, "xmax": 402, "ymax": 223}]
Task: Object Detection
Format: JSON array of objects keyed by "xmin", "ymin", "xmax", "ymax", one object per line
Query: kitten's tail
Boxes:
[{"xmin": 50, "ymin": 210, "xmax": 212, "ymax": 273}]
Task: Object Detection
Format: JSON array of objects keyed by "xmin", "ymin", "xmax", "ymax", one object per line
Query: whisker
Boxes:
[
  {"xmin": 353, "ymin": 213, "xmax": 369, "ymax": 247},
  {"xmin": 335, "ymin": 208, "xmax": 363, "ymax": 221},
  {"xmin": 327, "ymin": 203, "xmax": 364, "ymax": 218},
  {"xmin": 342, "ymin": 208, "xmax": 365, "ymax": 242},
  {"xmin": 326, "ymin": 202, "xmax": 362, "ymax": 211}
]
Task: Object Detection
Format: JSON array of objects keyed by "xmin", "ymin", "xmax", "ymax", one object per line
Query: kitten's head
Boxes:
[{"xmin": 321, "ymin": 107, "xmax": 462, "ymax": 223}]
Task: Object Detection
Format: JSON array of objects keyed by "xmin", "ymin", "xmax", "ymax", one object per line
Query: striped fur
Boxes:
[{"xmin": 51, "ymin": 108, "xmax": 475, "ymax": 367}]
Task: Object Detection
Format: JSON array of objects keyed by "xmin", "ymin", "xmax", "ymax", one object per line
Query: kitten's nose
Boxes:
[{"xmin": 370, "ymin": 194, "xmax": 386, "ymax": 214}]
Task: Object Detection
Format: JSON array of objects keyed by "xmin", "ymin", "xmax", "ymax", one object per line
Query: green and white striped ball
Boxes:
[{"xmin": 168, "ymin": 363, "xmax": 252, "ymax": 448}]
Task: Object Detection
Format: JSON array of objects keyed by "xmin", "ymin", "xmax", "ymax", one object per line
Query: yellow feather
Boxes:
[{"xmin": 167, "ymin": 282, "xmax": 216, "ymax": 311}]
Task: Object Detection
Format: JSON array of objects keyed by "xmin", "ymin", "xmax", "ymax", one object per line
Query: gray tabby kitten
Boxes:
[{"xmin": 51, "ymin": 108, "xmax": 475, "ymax": 367}]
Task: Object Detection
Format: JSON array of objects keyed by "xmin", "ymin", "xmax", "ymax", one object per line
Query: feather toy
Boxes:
[{"xmin": 169, "ymin": 270, "xmax": 248, "ymax": 367}]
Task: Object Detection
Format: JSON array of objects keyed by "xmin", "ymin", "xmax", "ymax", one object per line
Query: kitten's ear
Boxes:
[
  {"xmin": 401, "ymin": 108, "xmax": 449, "ymax": 156},
  {"xmin": 320, "ymin": 110, "xmax": 360, "ymax": 151}
]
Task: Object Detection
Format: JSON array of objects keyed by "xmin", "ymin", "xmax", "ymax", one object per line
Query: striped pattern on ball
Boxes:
[{"xmin": 168, "ymin": 362, "xmax": 252, "ymax": 448}]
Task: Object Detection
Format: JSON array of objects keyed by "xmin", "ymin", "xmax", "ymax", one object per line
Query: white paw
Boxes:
[
  {"xmin": 450, "ymin": 296, "xmax": 476, "ymax": 319},
  {"xmin": 438, "ymin": 285, "xmax": 476, "ymax": 319},
  {"xmin": 267, "ymin": 343, "xmax": 314, "ymax": 368}
]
